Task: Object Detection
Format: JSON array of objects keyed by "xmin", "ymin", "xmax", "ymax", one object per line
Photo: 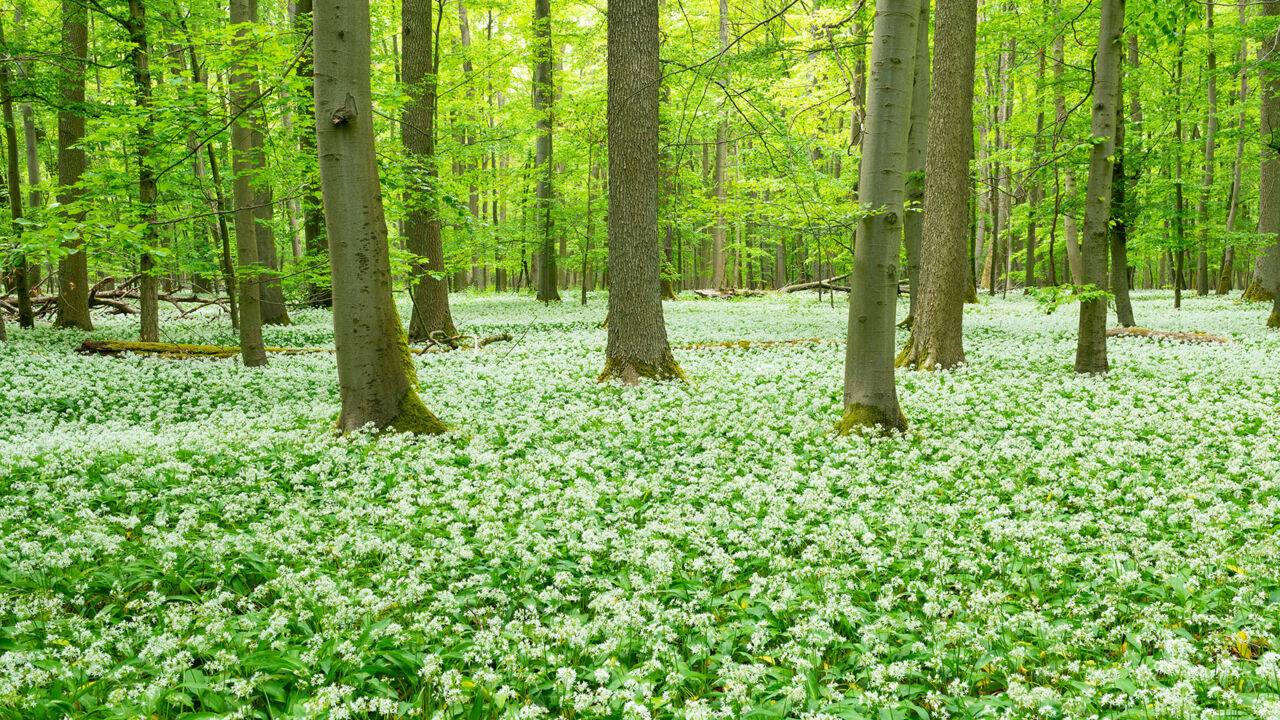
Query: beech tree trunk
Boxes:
[
  {"xmin": 1262, "ymin": 1, "xmax": 1280, "ymax": 323},
  {"xmin": 54, "ymin": 0, "xmax": 92, "ymax": 330},
  {"xmin": 1197, "ymin": 0, "xmax": 1216, "ymax": 297},
  {"xmin": 897, "ymin": 0, "xmax": 974, "ymax": 371},
  {"xmin": 533, "ymin": 0, "xmax": 560, "ymax": 301},
  {"xmin": 127, "ymin": 0, "xmax": 160, "ymax": 342},
  {"xmin": 599, "ymin": 0, "xmax": 683, "ymax": 384},
  {"xmin": 315, "ymin": 0, "xmax": 446, "ymax": 433},
  {"xmin": 710, "ymin": 0, "xmax": 729, "ymax": 289},
  {"xmin": 295, "ymin": 0, "xmax": 330, "ymax": 308},
  {"xmin": 0, "ymin": 17, "xmax": 32, "ymax": 330},
  {"xmin": 838, "ymin": 0, "xmax": 919, "ymax": 434},
  {"xmin": 1221, "ymin": 6, "xmax": 1248, "ymax": 295},
  {"xmin": 901, "ymin": 0, "xmax": 930, "ymax": 324},
  {"xmin": 0, "ymin": 18, "xmax": 32, "ymax": 330},
  {"xmin": 1251, "ymin": 7, "xmax": 1280, "ymax": 306},
  {"xmin": 404, "ymin": 0, "xmax": 457, "ymax": 341},
  {"xmin": 1075, "ymin": 0, "xmax": 1123, "ymax": 374},
  {"xmin": 230, "ymin": 0, "xmax": 268, "ymax": 366}
]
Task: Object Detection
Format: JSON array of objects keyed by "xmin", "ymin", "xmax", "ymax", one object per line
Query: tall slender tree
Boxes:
[
  {"xmin": 230, "ymin": 0, "xmax": 268, "ymax": 366},
  {"xmin": 315, "ymin": 0, "xmax": 447, "ymax": 433},
  {"xmin": 1197, "ymin": 0, "xmax": 1217, "ymax": 297},
  {"xmin": 1262, "ymin": 0, "xmax": 1280, "ymax": 324},
  {"xmin": 126, "ymin": 0, "xmax": 160, "ymax": 342},
  {"xmin": 837, "ymin": 0, "xmax": 919, "ymax": 434},
  {"xmin": 897, "ymin": 0, "xmax": 975, "ymax": 371},
  {"xmin": 0, "ymin": 15, "xmax": 33, "ymax": 330},
  {"xmin": 1075, "ymin": 0, "xmax": 1124, "ymax": 374},
  {"xmin": 54, "ymin": 0, "xmax": 92, "ymax": 330},
  {"xmin": 901, "ymin": 0, "xmax": 930, "ymax": 325},
  {"xmin": 404, "ymin": 0, "xmax": 458, "ymax": 342},
  {"xmin": 598, "ymin": 0, "xmax": 683, "ymax": 383},
  {"xmin": 533, "ymin": 0, "xmax": 560, "ymax": 301}
]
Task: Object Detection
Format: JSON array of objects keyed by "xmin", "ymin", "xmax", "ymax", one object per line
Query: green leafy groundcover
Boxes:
[{"xmin": 2, "ymin": 291, "xmax": 1279, "ymax": 720}]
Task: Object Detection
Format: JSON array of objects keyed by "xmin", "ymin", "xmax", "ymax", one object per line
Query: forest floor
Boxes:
[{"xmin": 2, "ymin": 291, "xmax": 1280, "ymax": 720}]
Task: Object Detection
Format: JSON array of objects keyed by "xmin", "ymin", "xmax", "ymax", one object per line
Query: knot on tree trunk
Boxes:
[{"xmin": 331, "ymin": 93, "xmax": 357, "ymax": 126}]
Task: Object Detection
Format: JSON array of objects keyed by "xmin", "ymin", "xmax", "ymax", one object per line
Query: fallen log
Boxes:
[
  {"xmin": 693, "ymin": 287, "xmax": 769, "ymax": 299},
  {"xmin": 1106, "ymin": 327, "xmax": 1233, "ymax": 344},
  {"xmin": 77, "ymin": 333, "xmax": 515, "ymax": 359},
  {"xmin": 672, "ymin": 338, "xmax": 840, "ymax": 350},
  {"xmin": 779, "ymin": 274, "xmax": 850, "ymax": 293}
]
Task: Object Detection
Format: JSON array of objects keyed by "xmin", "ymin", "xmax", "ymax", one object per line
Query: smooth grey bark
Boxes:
[
  {"xmin": 403, "ymin": 0, "xmax": 457, "ymax": 342},
  {"xmin": 902, "ymin": 0, "xmax": 930, "ymax": 324},
  {"xmin": 1263, "ymin": 1, "xmax": 1280, "ymax": 323},
  {"xmin": 1173, "ymin": 33, "xmax": 1187, "ymax": 309},
  {"xmin": 126, "ymin": 0, "xmax": 160, "ymax": 342},
  {"xmin": 533, "ymin": 0, "xmax": 559, "ymax": 301},
  {"xmin": 599, "ymin": 0, "xmax": 683, "ymax": 383},
  {"xmin": 1252, "ymin": 2, "xmax": 1280, "ymax": 302},
  {"xmin": 55, "ymin": 0, "xmax": 92, "ymax": 330},
  {"xmin": 230, "ymin": 0, "xmax": 268, "ymax": 366},
  {"xmin": 897, "ymin": 0, "xmax": 974, "ymax": 371},
  {"xmin": 1197, "ymin": 0, "xmax": 1216, "ymax": 297},
  {"xmin": 1221, "ymin": 5, "xmax": 1248, "ymax": 295},
  {"xmin": 1075, "ymin": 0, "xmax": 1123, "ymax": 374},
  {"xmin": 710, "ymin": 0, "xmax": 729, "ymax": 289},
  {"xmin": 315, "ymin": 0, "xmax": 446, "ymax": 433},
  {"xmin": 838, "ymin": 0, "xmax": 919, "ymax": 434}
]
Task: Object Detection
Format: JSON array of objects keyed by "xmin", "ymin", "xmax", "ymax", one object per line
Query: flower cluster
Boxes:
[{"xmin": 1, "ymin": 290, "xmax": 1278, "ymax": 719}]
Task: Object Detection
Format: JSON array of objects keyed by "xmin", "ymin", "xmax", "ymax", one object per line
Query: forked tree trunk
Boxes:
[
  {"xmin": 901, "ymin": 0, "xmax": 930, "ymax": 325},
  {"xmin": 598, "ymin": 0, "xmax": 683, "ymax": 384},
  {"xmin": 315, "ymin": 0, "xmax": 446, "ymax": 433},
  {"xmin": 1075, "ymin": 0, "xmax": 1123, "ymax": 374},
  {"xmin": 404, "ymin": 0, "xmax": 457, "ymax": 341},
  {"xmin": 54, "ymin": 0, "xmax": 92, "ymax": 330},
  {"xmin": 837, "ymin": 0, "xmax": 918, "ymax": 435},
  {"xmin": 897, "ymin": 0, "xmax": 975, "ymax": 371},
  {"xmin": 230, "ymin": 0, "xmax": 268, "ymax": 366}
]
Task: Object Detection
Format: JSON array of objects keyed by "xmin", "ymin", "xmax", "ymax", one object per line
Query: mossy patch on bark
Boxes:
[
  {"xmin": 1241, "ymin": 279, "xmax": 1276, "ymax": 303},
  {"xmin": 386, "ymin": 389, "xmax": 449, "ymax": 435},
  {"xmin": 597, "ymin": 352, "xmax": 687, "ymax": 385},
  {"xmin": 835, "ymin": 402, "xmax": 908, "ymax": 436}
]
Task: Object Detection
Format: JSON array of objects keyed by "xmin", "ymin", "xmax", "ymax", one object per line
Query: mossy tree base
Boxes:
[
  {"xmin": 835, "ymin": 402, "xmax": 908, "ymax": 436},
  {"xmin": 1268, "ymin": 310, "xmax": 1280, "ymax": 329},
  {"xmin": 597, "ymin": 354, "xmax": 687, "ymax": 385},
  {"xmin": 1241, "ymin": 279, "xmax": 1276, "ymax": 303},
  {"xmin": 387, "ymin": 390, "xmax": 449, "ymax": 435}
]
